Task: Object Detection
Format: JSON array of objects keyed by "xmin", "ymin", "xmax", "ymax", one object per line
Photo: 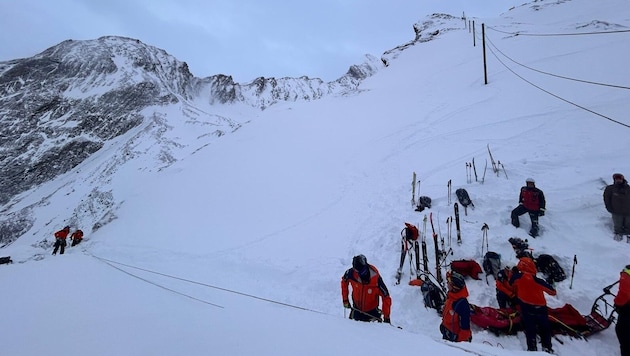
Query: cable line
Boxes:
[
  {"xmin": 483, "ymin": 35, "xmax": 630, "ymax": 129},
  {"xmin": 92, "ymin": 254, "xmax": 224, "ymax": 308},
  {"xmin": 484, "ymin": 34, "xmax": 630, "ymax": 90},
  {"xmin": 486, "ymin": 25, "xmax": 630, "ymax": 37},
  {"xmin": 91, "ymin": 253, "xmax": 328, "ymax": 315}
]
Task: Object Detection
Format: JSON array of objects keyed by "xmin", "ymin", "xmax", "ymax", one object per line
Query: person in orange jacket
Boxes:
[
  {"xmin": 496, "ymin": 267, "xmax": 517, "ymax": 309},
  {"xmin": 614, "ymin": 265, "xmax": 630, "ymax": 356},
  {"xmin": 52, "ymin": 226, "xmax": 70, "ymax": 255},
  {"xmin": 510, "ymin": 257, "xmax": 556, "ymax": 353},
  {"xmin": 70, "ymin": 229, "xmax": 84, "ymax": 247},
  {"xmin": 440, "ymin": 270, "xmax": 472, "ymax": 342},
  {"xmin": 341, "ymin": 254, "xmax": 392, "ymax": 323}
]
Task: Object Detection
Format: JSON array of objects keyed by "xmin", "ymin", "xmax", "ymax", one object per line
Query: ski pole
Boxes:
[
  {"xmin": 603, "ymin": 280, "xmax": 620, "ymax": 295},
  {"xmin": 570, "ymin": 255, "xmax": 577, "ymax": 289}
]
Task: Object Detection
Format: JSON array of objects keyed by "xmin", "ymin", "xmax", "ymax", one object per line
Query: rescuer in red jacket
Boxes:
[
  {"xmin": 341, "ymin": 254, "xmax": 392, "ymax": 323},
  {"xmin": 511, "ymin": 178, "xmax": 546, "ymax": 237},
  {"xmin": 70, "ymin": 229, "xmax": 84, "ymax": 247},
  {"xmin": 52, "ymin": 226, "xmax": 70, "ymax": 255},
  {"xmin": 614, "ymin": 265, "xmax": 630, "ymax": 356},
  {"xmin": 440, "ymin": 270, "xmax": 472, "ymax": 342},
  {"xmin": 510, "ymin": 257, "xmax": 556, "ymax": 353}
]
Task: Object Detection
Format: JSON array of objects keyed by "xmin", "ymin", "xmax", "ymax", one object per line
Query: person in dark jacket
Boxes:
[
  {"xmin": 440, "ymin": 270, "xmax": 472, "ymax": 342},
  {"xmin": 614, "ymin": 265, "xmax": 630, "ymax": 356},
  {"xmin": 510, "ymin": 257, "xmax": 557, "ymax": 353},
  {"xmin": 341, "ymin": 254, "xmax": 392, "ymax": 323},
  {"xmin": 603, "ymin": 173, "xmax": 630, "ymax": 242},
  {"xmin": 511, "ymin": 178, "xmax": 546, "ymax": 237},
  {"xmin": 52, "ymin": 226, "xmax": 70, "ymax": 255}
]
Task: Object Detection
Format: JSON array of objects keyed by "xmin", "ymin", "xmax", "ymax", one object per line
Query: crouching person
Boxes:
[
  {"xmin": 496, "ymin": 267, "xmax": 517, "ymax": 309},
  {"xmin": 440, "ymin": 270, "xmax": 472, "ymax": 342},
  {"xmin": 341, "ymin": 254, "xmax": 392, "ymax": 323}
]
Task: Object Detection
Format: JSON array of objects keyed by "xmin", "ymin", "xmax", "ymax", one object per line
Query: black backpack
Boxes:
[
  {"xmin": 483, "ymin": 251, "xmax": 502, "ymax": 279},
  {"xmin": 455, "ymin": 188, "xmax": 474, "ymax": 207},
  {"xmin": 415, "ymin": 196, "xmax": 432, "ymax": 212},
  {"xmin": 536, "ymin": 254, "xmax": 566, "ymax": 283},
  {"xmin": 421, "ymin": 279, "xmax": 445, "ymax": 314}
]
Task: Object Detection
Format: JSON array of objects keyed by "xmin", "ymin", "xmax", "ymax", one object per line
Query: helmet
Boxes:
[
  {"xmin": 352, "ymin": 254, "xmax": 368, "ymax": 271},
  {"xmin": 525, "ymin": 177, "xmax": 535, "ymax": 184},
  {"xmin": 613, "ymin": 173, "xmax": 624, "ymax": 181},
  {"xmin": 517, "ymin": 257, "xmax": 537, "ymax": 274},
  {"xmin": 497, "ymin": 269, "xmax": 507, "ymax": 282},
  {"xmin": 447, "ymin": 270, "xmax": 466, "ymax": 290},
  {"xmin": 64, "ymin": 226, "xmax": 70, "ymax": 230}
]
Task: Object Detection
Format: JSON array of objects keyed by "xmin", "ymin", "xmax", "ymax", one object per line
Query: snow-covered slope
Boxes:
[{"xmin": 1, "ymin": 0, "xmax": 630, "ymax": 355}]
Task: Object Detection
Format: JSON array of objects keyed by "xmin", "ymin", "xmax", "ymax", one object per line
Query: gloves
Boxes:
[
  {"xmin": 383, "ymin": 317, "xmax": 391, "ymax": 324},
  {"xmin": 539, "ymin": 208, "xmax": 545, "ymax": 216},
  {"xmin": 343, "ymin": 301, "xmax": 351, "ymax": 309}
]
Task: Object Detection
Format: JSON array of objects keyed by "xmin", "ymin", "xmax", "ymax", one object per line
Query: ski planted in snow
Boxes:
[
  {"xmin": 430, "ymin": 212, "xmax": 443, "ymax": 286},
  {"xmin": 454, "ymin": 203, "xmax": 462, "ymax": 245},
  {"xmin": 421, "ymin": 215, "xmax": 429, "ymax": 278},
  {"xmin": 411, "ymin": 172, "xmax": 417, "ymax": 208}
]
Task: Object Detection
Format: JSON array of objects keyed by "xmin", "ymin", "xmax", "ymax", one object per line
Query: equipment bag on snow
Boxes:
[
  {"xmin": 421, "ymin": 279, "xmax": 445, "ymax": 313},
  {"xmin": 483, "ymin": 252, "xmax": 502, "ymax": 279},
  {"xmin": 455, "ymin": 188, "xmax": 474, "ymax": 207},
  {"xmin": 415, "ymin": 196, "xmax": 432, "ymax": 212},
  {"xmin": 536, "ymin": 254, "xmax": 566, "ymax": 283},
  {"xmin": 450, "ymin": 260, "xmax": 483, "ymax": 280},
  {"xmin": 402, "ymin": 222, "xmax": 419, "ymax": 241},
  {"xmin": 0, "ymin": 256, "xmax": 12, "ymax": 265}
]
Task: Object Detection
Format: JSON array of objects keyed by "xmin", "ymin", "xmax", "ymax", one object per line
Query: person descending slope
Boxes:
[
  {"xmin": 52, "ymin": 226, "xmax": 70, "ymax": 255},
  {"xmin": 341, "ymin": 254, "xmax": 392, "ymax": 323}
]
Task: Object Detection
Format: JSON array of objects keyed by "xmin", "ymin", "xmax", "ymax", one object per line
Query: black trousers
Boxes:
[
  {"xmin": 520, "ymin": 303, "xmax": 552, "ymax": 351},
  {"xmin": 52, "ymin": 239, "xmax": 66, "ymax": 255},
  {"xmin": 349, "ymin": 307, "xmax": 381, "ymax": 322},
  {"xmin": 617, "ymin": 309, "xmax": 630, "ymax": 356},
  {"xmin": 511, "ymin": 206, "xmax": 540, "ymax": 233}
]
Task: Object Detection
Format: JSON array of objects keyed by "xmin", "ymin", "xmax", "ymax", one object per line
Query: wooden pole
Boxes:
[{"xmin": 482, "ymin": 23, "xmax": 488, "ymax": 85}]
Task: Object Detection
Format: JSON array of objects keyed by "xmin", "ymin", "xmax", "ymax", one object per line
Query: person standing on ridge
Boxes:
[
  {"xmin": 440, "ymin": 270, "xmax": 472, "ymax": 342},
  {"xmin": 614, "ymin": 265, "xmax": 630, "ymax": 356},
  {"xmin": 52, "ymin": 226, "xmax": 70, "ymax": 255},
  {"xmin": 511, "ymin": 178, "xmax": 546, "ymax": 237},
  {"xmin": 604, "ymin": 173, "xmax": 630, "ymax": 242},
  {"xmin": 341, "ymin": 254, "xmax": 392, "ymax": 323}
]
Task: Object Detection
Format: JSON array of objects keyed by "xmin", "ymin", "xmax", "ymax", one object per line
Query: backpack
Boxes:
[
  {"xmin": 421, "ymin": 279, "xmax": 445, "ymax": 313},
  {"xmin": 483, "ymin": 252, "xmax": 502, "ymax": 279},
  {"xmin": 536, "ymin": 254, "xmax": 566, "ymax": 283},
  {"xmin": 455, "ymin": 188, "xmax": 474, "ymax": 207},
  {"xmin": 415, "ymin": 196, "xmax": 432, "ymax": 212},
  {"xmin": 0, "ymin": 256, "xmax": 12, "ymax": 265},
  {"xmin": 402, "ymin": 223, "xmax": 419, "ymax": 241},
  {"xmin": 451, "ymin": 260, "xmax": 483, "ymax": 280}
]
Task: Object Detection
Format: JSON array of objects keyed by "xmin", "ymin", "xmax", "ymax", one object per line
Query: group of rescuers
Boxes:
[
  {"xmin": 52, "ymin": 226, "xmax": 84, "ymax": 255},
  {"xmin": 341, "ymin": 174, "xmax": 630, "ymax": 354}
]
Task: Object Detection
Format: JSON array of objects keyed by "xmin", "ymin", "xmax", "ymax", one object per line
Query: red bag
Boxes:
[{"xmin": 450, "ymin": 260, "xmax": 483, "ymax": 280}]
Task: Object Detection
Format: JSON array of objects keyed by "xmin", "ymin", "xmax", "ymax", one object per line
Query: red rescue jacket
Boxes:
[
  {"xmin": 441, "ymin": 286, "xmax": 472, "ymax": 342},
  {"xmin": 54, "ymin": 227, "xmax": 70, "ymax": 239},
  {"xmin": 510, "ymin": 257, "xmax": 556, "ymax": 306},
  {"xmin": 519, "ymin": 186, "xmax": 546, "ymax": 211},
  {"xmin": 341, "ymin": 265, "xmax": 392, "ymax": 319},
  {"xmin": 70, "ymin": 230, "xmax": 84, "ymax": 241},
  {"xmin": 614, "ymin": 268, "xmax": 630, "ymax": 308}
]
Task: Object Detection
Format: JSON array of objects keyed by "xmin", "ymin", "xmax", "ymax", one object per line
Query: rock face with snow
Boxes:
[{"xmin": 0, "ymin": 12, "xmax": 453, "ymax": 245}]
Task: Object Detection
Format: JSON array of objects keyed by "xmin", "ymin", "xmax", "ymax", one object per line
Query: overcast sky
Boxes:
[{"xmin": 1, "ymin": 0, "xmax": 524, "ymax": 82}]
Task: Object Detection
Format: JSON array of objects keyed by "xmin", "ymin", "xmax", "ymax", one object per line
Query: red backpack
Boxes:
[{"xmin": 402, "ymin": 223, "xmax": 419, "ymax": 241}]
